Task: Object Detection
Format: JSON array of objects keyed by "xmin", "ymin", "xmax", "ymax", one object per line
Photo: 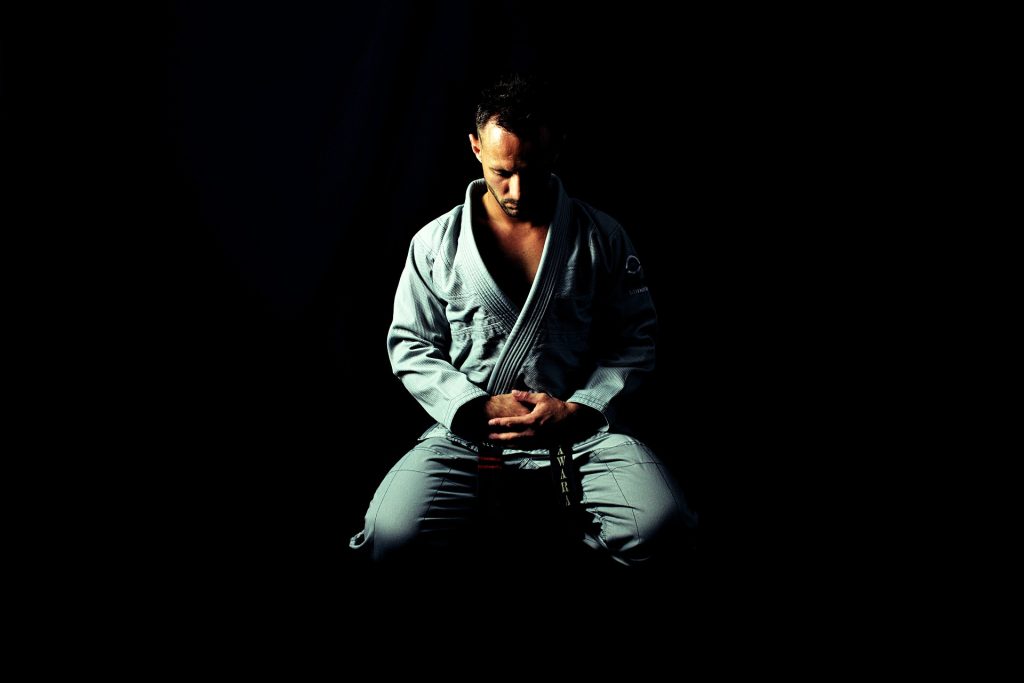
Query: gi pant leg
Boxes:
[
  {"xmin": 575, "ymin": 433, "xmax": 698, "ymax": 566},
  {"xmin": 347, "ymin": 437, "xmax": 478, "ymax": 563},
  {"xmin": 349, "ymin": 432, "xmax": 697, "ymax": 566}
]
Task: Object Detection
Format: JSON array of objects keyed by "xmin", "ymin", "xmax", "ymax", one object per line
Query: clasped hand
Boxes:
[{"xmin": 483, "ymin": 390, "xmax": 578, "ymax": 442}]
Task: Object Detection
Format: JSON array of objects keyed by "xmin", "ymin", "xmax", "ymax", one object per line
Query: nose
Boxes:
[{"xmin": 508, "ymin": 174, "xmax": 520, "ymax": 201}]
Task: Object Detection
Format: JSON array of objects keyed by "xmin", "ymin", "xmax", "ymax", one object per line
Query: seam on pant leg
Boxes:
[
  {"xmin": 585, "ymin": 439, "xmax": 646, "ymax": 458},
  {"xmin": 577, "ymin": 480, "xmax": 607, "ymax": 546},
  {"xmin": 583, "ymin": 462, "xmax": 662, "ymax": 497},
  {"xmin": 591, "ymin": 508, "xmax": 608, "ymax": 545},
  {"xmin": 578, "ymin": 462, "xmax": 657, "ymax": 486},
  {"xmin": 393, "ymin": 464, "xmax": 455, "ymax": 576},
  {"xmin": 420, "ymin": 465, "xmax": 454, "ymax": 526},
  {"xmin": 584, "ymin": 441, "xmax": 659, "ymax": 471},
  {"xmin": 391, "ymin": 468, "xmax": 451, "ymax": 475},
  {"xmin": 630, "ymin": 441, "xmax": 695, "ymax": 528},
  {"xmin": 652, "ymin": 462, "xmax": 686, "ymax": 521},
  {"xmin": 390, "ymin": 444, "xmax": 469, "ymax": 476},
  {"xmin": 608, "ymin": 469, "xmax": 642, "ymax": 546},
  {"xmin": 591, "ymin": 452, "xmax": 642, "ymax": 548},
  {"xmin": 367, "ymin": 445, "xmax": 441, "ymax": 534},
  {"xmin": 582, "ymin": 470, "xmax": 614, "ymax": 486},
  {"xmin": 585, "ymin": 454, "xmax": 620, "ymax": 545},
  {"xmin": 369, "ymin": 441, "xmax": 470, "ymax": 550},
  {"xmin": 596, "ymin": 460, "xmax": 658, "ymax": 471},
  {"xmin": 367, "ymin": 470, "xmax": 401, "ymax": 546}
]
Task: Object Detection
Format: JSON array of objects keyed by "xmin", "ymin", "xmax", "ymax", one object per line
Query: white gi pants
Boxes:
[{"xmin": 348, "ymin": 431, "xmax": 697, "ymax": 567}]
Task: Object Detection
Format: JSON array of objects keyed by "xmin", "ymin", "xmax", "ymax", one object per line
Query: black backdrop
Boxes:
[
  {"xmin": 14, "ymin": 1, "xmax": 860, "ymax": 606},
  {"xmin": 147, "ymin": 2, "xmax": 810, "ymax": 578},
  {"xmin": 0, "ymin": 0, "xmax": 927, "ymax": 645}
]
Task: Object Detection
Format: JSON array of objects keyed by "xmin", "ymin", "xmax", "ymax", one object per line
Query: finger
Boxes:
[
  {"xmin": 488, "ymin": 429, "xmax": 536, "ymax": 441},
  {"xmin": 488, "ymin": 414, "xmax": 537, "ymax": 427},
  {"xmin": 511, "ymin": 390, "xmax": 548, "ymax": 403}
]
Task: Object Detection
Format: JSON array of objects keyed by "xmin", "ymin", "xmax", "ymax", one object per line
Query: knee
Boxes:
[
  {"xmin": 350, "ymin": 441, "xmax": 471, "ymax": 563},
  {"xmin": 348, "ymin": 503, "xmax": 423, "ymax": 563},
  {"xmin": 597, "ymin": 491, "xmax": 696, "ymax": 567},
  {"xmin": 348, "ymin": 467, "xmax": 429, "ymax": 563},
  {"xmin": 368, "ymin": 504, "xmax": 423, "ymax": 562}
]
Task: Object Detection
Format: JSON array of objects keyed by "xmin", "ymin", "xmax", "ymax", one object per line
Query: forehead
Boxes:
[{"xmin": 477, "ymin": 121, "xmax": 552, "ymax": 162}]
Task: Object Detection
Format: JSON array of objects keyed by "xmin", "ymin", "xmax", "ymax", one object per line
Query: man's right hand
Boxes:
[
  {"xmin": 452, "ymin": 393, "xmax": 531, "ymax": 441},
  {"xmin": 482, "ymin": 393, "xmax": 533, "ymax": 421}
]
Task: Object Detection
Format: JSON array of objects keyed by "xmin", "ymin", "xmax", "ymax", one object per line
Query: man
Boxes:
[{"xmin": 348, "ymin": 75, "xmax": 697, "ymax": 567}]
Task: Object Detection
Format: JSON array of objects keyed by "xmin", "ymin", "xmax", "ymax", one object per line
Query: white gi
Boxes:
[{"xmin": 349, "ymin": 174, "xmax": 697, "ymax": 566}]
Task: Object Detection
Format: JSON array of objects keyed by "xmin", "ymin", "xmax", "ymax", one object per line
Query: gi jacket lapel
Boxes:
[{"xmin": 458, "ymin": 174, "xmax": 572, "ymax": 395}]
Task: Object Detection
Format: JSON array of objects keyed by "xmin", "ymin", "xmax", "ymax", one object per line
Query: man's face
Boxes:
[{"xmin": 469, "ymin": 120, "xmax": 556, "ymax": 220}]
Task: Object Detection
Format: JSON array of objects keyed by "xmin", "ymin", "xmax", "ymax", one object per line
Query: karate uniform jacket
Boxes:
[{"xmin": 388, "ymin": 174, "xmax": 657, "ymax": 442}]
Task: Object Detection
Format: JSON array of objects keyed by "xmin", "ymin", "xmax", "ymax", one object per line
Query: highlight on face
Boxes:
[
  {"xmin": 470, "ymin": 120, "xmax": 556, "ymax": 219},
  {"xmin": 469, "ymin": 74, "xmax": 564, "ymax": 220}
]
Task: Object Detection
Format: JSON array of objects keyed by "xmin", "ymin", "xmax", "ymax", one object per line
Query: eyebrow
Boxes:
[{"xmin": 491, "ymin": 166, "xmax": 525, "ymax": 174}]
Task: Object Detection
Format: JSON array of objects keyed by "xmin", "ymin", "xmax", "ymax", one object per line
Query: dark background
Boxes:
[
  {"xmin": 150, "ymin": 3, "xmax": 815, "ymax": 571},
  {"xmin": 156, "ymin": 2, "xmax": 740, "ymax": 577},
  {"xmin": 11, "ymin": 1, "xmax": 867, "ymax": 604}
]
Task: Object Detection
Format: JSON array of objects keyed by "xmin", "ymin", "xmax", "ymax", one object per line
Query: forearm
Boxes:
[
  {"xmin": 392, "ymin": 355, "xmax": 488, "ymax": 429},
  {"xmin": 389, "ymin": 235, "xmax": 491, "ymax": 429},
  {"xmin": 570, "ymin": 221, "xmax": 658, "ymax": 428},
  {"xmin": 389, "ymin": 328, "xmax": 490, "ymax": 428}
]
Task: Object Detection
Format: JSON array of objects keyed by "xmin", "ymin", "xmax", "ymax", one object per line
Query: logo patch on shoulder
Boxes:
[
  {"xmin": 624, "ymin": 255, "xmax": 648, "ymax": 295},
  {"xmin": 625, "ymin": 255, "xmax": 643, "ymax": 276}
]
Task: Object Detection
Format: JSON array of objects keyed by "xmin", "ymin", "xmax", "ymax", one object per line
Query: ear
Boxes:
[{"xmin": 469, "ymin": 132, "xmax": 483, "ymax": 163}]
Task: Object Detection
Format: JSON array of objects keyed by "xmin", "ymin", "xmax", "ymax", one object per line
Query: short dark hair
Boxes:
[{"xmin": 474, "ymin": 74, "xmax": 564, "ymax": 141}]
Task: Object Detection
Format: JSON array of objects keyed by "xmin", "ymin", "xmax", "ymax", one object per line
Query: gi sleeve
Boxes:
[
  {"xmin": 566, "ymin": 224, "xmax": 657, "ymax": 429},
  {"xmin": 387, "ymin": 233, "xmax": 489, "ymax": 429}
]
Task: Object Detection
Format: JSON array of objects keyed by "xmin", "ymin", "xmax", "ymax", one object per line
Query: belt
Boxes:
[
  {"xmin": 474, "ymin": 440, "xmax": 581, "ymax": 514},
  {"xmin": 548, "ymin": 443, "xmax": 580, "ymax": 510}
]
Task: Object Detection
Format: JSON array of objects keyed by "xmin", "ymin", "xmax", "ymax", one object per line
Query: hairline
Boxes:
[{"xmin": 474, "ymin": 118, "xmax": 556, "ymax": 146}]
